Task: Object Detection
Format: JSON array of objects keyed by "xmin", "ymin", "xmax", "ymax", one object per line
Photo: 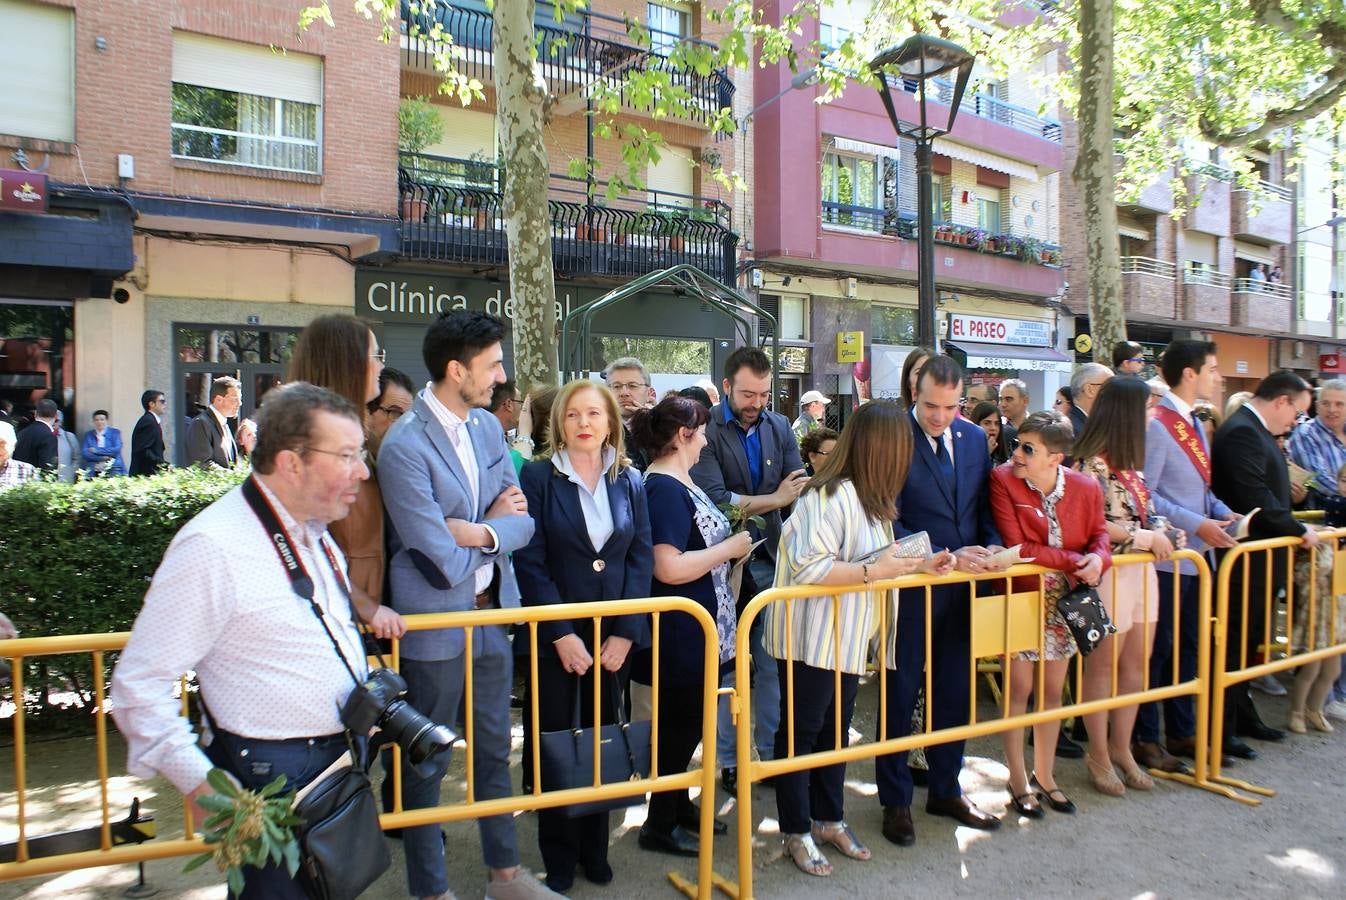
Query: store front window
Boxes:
[{"xmin": 0, "ymin": 299, "xmax": 74, "ymax": 424}]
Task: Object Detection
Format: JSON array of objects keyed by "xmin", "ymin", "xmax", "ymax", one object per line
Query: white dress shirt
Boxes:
[
  {"xmin": 210, "ymin": 406, "xmax": 236, "ymax": 462},
  {"xmin": 421, "ymin": 385, "xmax": 496, "ymax": 593},
  {"xmin": 111, "ymin": 480, "xmax": 366, "ymax": 794},
  {"xmin": 552, "ymin": 448, "xmax": 616, "ymax": 551}
]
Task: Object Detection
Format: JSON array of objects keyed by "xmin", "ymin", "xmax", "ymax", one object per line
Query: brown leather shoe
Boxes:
[
  {"xmin": 1167, "ymin": 736, "xmax": 1234, "ymax": 768},
  {"xmin": 1132, "ymin": 740, "xmax": 1191, "ymax": 775},
  {"xmin": 881, "ymin": 805, "xmax": 915, "ymax": 846},
  {"xmin": 925, "ymin": 795, "xmax": 1001, "ymax": 831}
]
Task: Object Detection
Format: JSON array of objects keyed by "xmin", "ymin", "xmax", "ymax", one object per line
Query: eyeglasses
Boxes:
[
  {"xmin": 1127, "ymin": 356, "xmax": 1145, "ymax": 364},
  {"xmin": 608, "ymin": 381, "xmax": 647, "ymax": 392},
  {"xmin": 303, "ymin": 446, "xmax": 369, "ymax": 469},
  {"xmin": 370, "ymin": 349, "xmax": 387, "ymax": 363},
  {"xmin": 375, "ymin": 405, "xmax": 407, "ymax": 419}
]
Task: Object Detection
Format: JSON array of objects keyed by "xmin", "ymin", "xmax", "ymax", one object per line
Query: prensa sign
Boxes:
[
  {"xmin": 947, "ymin": 313, "xmax": 1050, "ymax": 347},
  {"xmin": 0, "ymin": 169, "xmax": 48, "ymax": 214}
]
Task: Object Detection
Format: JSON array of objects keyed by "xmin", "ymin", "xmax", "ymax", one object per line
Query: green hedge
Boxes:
[{"xmin": 0, "ymin": 467, "xmax": 245, "ymax": 711}]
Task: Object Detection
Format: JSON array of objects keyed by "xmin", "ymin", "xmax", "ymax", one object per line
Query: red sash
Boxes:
[
  {"xmin": 1154, "ymin": 405, "xmax": 1211, "ymax": 486},
  {"xmin": 1112, "ymin": 466, "xmax": 1151, "ymax": 526}
]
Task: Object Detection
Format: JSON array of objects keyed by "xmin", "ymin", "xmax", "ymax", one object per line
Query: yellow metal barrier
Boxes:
[
  {"xmin": 0, "ymin": 597, "xmax": 727, "ymax": 899},
  {"xmin": 731, "ymin": 551, "xmax": 1225, "ymax": 900},
  {"xmin": 1209, "ymin": 528, "xmax": 1346, "ymax": 802}
]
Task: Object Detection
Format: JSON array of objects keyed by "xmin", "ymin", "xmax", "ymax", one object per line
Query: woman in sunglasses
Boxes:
[{"xmin": 989, "ymin": 410, "xmax": 1110, "ymax": 817}]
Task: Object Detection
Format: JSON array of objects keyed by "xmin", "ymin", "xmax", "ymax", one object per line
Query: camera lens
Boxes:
[{"xmin": 380, "ymin": 698, "xmax": 457, "ymax": 777}]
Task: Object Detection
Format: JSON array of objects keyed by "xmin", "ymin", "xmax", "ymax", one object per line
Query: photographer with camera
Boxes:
[{"xmin": 111, "ymin": 383, "xmax": 394, "ymax": 897}]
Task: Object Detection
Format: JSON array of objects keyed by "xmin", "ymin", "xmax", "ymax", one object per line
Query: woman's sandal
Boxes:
[
  {"xmin": 783, "ymin": 833, "xmax": 832, "ymax": 877},
  {"xmin": 1110, "ymin": 754, "xmax": 1154, "ymax": 790},
  {"xmin": 811, "ymin": 821, "xmax": 872, "ymax": 861},
  {"xmin": 1086, "ymin": 756, "xmax": 1126, "ymax": 797}
]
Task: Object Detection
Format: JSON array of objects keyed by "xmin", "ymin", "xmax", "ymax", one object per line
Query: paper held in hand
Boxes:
[
  {"xmin": 728, "ymin": 538, "xmax": 767, "ymax": 594},
  {"xmin": 1226, "ymin": 508, "xmax": 1260, "ymax": 541},
  {"xmin": 986, "ymin": 544, "xmax": 1034, "ymax": 567},
  {"xmin": 1288, "ymin": 462, "xmax": 1316, "ymax": 491}
]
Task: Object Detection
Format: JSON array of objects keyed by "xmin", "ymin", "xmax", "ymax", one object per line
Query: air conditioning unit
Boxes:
[{"xmin": 845, "ymin": 277, "xmax": 858, "ymax": 298}]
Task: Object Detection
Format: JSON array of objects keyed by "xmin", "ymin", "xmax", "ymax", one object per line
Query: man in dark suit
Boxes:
[
  {"xmin": 129, "ymin": 390, "xmax": 169, "ymax": 476},
  {"xmin": 875, "ymin": 355, "xmax": 1007, "ymax": 846},
  {"xmin": 606, "ymin": 356, "xmax": 655, "ymax": 471},
  {"xmin": 1068, "ymin": 362, "xmax": 1113, "ymax": 438},
  {"xmin": 691, "ymin": 346, "xmax": 807, "ymax": 792},
  {"xmin": 184, "ymin": 376, "xmax": 242, "ymax": 469},
  {"xmin": 1211, "ymin": 371, "xmax": 1313, "ymax": 757},
  {"xmin": 13, "ymin": 398, "xmax": 59, "ymax": 473}
]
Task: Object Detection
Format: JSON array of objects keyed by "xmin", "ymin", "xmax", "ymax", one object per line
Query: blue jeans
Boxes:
[
  {"xmin": 1135, "ymin": 573, "xmax": 1199, "ymax": 744},
  {"xmin": 400, "ymin": 625, "xmax": 518, "ymax": 897},
  {"xmin": 204, "ymin": 728, "xmax": 351, "ymax": 899}
]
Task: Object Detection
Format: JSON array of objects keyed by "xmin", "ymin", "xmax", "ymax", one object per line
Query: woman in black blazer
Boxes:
[{"xmin": 513, "ymin": 379, "xmax": 653, "ymax": 894}]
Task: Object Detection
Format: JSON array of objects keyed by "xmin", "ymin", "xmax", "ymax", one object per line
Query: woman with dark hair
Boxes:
[
  {"xmin": 767, "ymin": 400, "xmax": 953, "ymax": 877},
  {"xmin": 287, "ymin": 314, "xmax": 404, "ymax": 639},
  {"xmin": 1053, "ymin": 385, "xmax": 1075, "ymax": 418},
  {"xmin": 970, "ymin": 401, "xmax": 1010, "ymax": 465},
  {"xmin": 513, "ymin": 379, "xmax": 653, "ymax": 892},
  {"xmin": 677, "ymin": 385, "xmax": 713, "ymax": 408},
  {"xmin": 899, "ymin": 347, "xmax": 935, "ymax": 408},
  {"xmin": 628, "ymin": 395, "xmax": 754, "ymax": 857},
  {"xmin": 1072, "ymin": 377, "xmax": 1179, "ymax": 796},
  {"xmin": 510, "ymin": 385, "xmax": 559, "ymax": 474},
  {"xmin": 990, "ymin": 411, "xmax": 1110, "ymax": 817},
  {"xmin": 799, "ymin": 426, "xmax": 839, "ymax": 476}
]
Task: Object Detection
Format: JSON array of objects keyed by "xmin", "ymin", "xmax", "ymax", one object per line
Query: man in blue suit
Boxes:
[
  {"xmin": 81, "ymin": 409, "xmax": 126, "ymax": 477},
  {"xmin": 876, "ymin": 355, "xmax": 1006, "ymax": 846},
  {"xmin": 1136, "ymin": 340, "xmax": 1240, "ymax": 771},
  {"xmin": 379, "ymin": 311, "xmax": 553, "ymax": 900}
]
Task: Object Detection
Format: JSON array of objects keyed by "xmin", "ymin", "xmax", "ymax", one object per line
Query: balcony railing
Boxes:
[
  {"xmin": 400, "ymin": 1, "xmax": 733, "ymax": 127},
  {"xmin": 1121, "ymin": 256, "xmax": 1176, "ymax": 278},
  {"xmin": 818, "ymin": 202, "xmax": 1061, "ymax": 265},
  {"xmin": 1183, "ymin": 267, "xmax": 1232, "ymax": 289},
  {"xmin": 1241, "ymin": 180, "xmax": 1293, "ymax": 202},
  {"xmin": 398, "ymin": 154, "xmax": 737, "ymax": 281},
  {"xmin": 1233, "ymin": 278, "xmax": 1293, "ymax": 299},
  {"xmin": 895, "ymin": 78, "xmax": 1061, "ymax": 142}
]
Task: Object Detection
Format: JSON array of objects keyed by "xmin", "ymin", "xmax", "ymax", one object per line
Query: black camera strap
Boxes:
[{"xmin": 241, "ymin": 475, "xmax": 371, "ymax": 689}]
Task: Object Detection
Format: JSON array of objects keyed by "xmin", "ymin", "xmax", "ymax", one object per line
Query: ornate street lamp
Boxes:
[{"xmin": 871, "ymin": 35, "xmax": 974, "ymax": 350}]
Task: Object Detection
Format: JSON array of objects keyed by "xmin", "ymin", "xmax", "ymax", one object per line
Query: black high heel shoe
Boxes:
[
  {"xmin": 1008, "ymin": 790, "xmax": 1045, "ymax": 819},
  {"xmin": 1030, "ymin": 774, "xmax": 1076, "ymax": 814}
]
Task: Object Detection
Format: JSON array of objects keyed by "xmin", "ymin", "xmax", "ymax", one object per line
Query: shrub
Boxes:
[{"xmin": 0, "ymin": 467, "xmax": 245, "ymax": 712}]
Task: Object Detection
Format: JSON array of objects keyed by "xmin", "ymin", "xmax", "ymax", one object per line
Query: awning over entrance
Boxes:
[{"xmin": 945, "ymin": 341, "xmax": 1073, "ymax": 374}]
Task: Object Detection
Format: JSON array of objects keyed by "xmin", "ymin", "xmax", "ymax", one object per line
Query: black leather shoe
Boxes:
[
  {"xmin": 926, "ymin": 795, "xmax": 1002, "ymax": 830},
  {"xmin": 678, "ymin": 811, "xmax": 728, "ymax": 835},
  {"xmin": 720, "ymin": 767, "xmax": 737, "ymax": 794},
  {"xmin": 638, "ymin": 825, "xmax": 700, "ymax": 857},
  {"xmin": 1167, "ymin": 736, "xmax": 1234, "ymax": 768},
  {"xmin": 1030, "ymin": 775, "xmax": 1076, "ymax": 815},
  {"xmin": 1055, "ymin": 732, "xmax": 1085, "ymax": 759},
  {"xmin": 882, "ymin": 805, "xmax": 915, "ymax": 846},
  {"xmin": 582, "ymin": 860, "xmax": 614, "ymax": 885},
  {"xmin": 1223, "ymin": 736, "xmax": 1258, "ymax": 760},
  {"xmin": 1132, "ymin": 741, "xmax": 1192, "ymax": 775},
  {"xmin": 1008, "ymin": 791, "xmax": 1045, "ymax": 819},
  {"xmin": 1239, "ymin": 720, "xmax": 1286, "ymax": 742},
  {"xmin": 909, "ymin": 766, "xmax": 930, "ymax": 787}
]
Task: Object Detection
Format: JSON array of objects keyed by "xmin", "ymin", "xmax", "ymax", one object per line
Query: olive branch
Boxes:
[
  {"xmin": 717, "ymin": 501, "xmax": 765, "ymax": 534},
  {"xmin": 183, "ymin": 768, "xmax": 304, "ymax": 895}
]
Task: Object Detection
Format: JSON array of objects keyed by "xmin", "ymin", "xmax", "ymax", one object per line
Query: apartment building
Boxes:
[
  {"xmin": 0, "ymin": 0, "xmax": 743, "ymax": 458},
  {"xmin": 747, "ymin": 0, "xmax": 1069, "ymax": 418}
]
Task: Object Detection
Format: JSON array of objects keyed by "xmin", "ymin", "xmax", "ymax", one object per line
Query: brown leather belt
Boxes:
[{"xmin": 474, "ymin": 589, "xmax": 492, "ymax": 610}]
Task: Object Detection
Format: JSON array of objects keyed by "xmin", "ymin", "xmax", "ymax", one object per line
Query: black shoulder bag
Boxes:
[
  {"xmin": 1055, "ymin": 582, "xmax": 1117, "ymax": 657},
  {"xmin": 241, "ymin": 478, "xmax": 390, "ymax": 900}
]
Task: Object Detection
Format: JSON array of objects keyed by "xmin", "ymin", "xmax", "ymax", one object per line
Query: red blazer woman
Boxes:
[{"xmin": 989, "ymin": 462, "xmax": 1112, "ymax": 592}]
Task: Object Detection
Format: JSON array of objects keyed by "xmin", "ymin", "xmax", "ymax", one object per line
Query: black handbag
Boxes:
[
  {"xmin": 539, "ymin": 672, "xmax": 652, "ymax": 818},
  {"xmin": 1055, "ymin": 582, "xmax": 1117, "ymax": 656},
  {"xmin": 293, "ymin": 760, "xmax": 390, "ymax": 900}
]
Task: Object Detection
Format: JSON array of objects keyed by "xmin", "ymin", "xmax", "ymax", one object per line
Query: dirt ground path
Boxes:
[{"xmin": 3, "ymin": 674, "xmax": 1343, "ymax": 899}]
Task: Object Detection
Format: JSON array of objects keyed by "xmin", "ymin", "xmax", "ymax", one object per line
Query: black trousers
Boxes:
[
  {"xmin": 523, "ymin": 655, "xmax": 627, "ymax": 884},
  {"xmin": 644, "ymin": 681, "xmax": 706, "ymax": 835},
  {"xmin": 772, "ymin": 660, "xmax": 859, "ymax": 836}
]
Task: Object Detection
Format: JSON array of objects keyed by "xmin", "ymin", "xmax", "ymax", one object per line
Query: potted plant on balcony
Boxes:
[
  {"xmin": 1017, "ymin": 236, "xmax": 1043, "ymax": 264},
  {"xmin": 398, "ymin": 97, "xmax": 444, "ymax": 223}
]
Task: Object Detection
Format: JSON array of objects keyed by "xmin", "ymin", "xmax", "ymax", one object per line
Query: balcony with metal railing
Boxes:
[
  {"xmin": 399, "ymin": 1, "xmax": 733, "ymax": 128},
  {"xmin": 1232, "ymin": 181, "xmax": 1293, "ymax": 245},
  {"xmin": 1231, "ymin": 277, "xmax": 1292, "ymax": 332},
  {"xmin": 918, "ymin": 79, "xmax": 1062, "ymax": 142},
  {"xmin": 1120, "ymin": 256, "xmax": 1177, "ymax": 319},
  {"xmin": 1181, "ymin": 266, "xmax": 1231, "ymax": 325},
  {"xmin": 397, "ymin": 153, "xmax": 738, "ymax": 282}
]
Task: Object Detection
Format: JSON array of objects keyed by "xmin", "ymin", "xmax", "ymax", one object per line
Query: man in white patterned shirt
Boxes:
[
  {"xmin": 112, "ymin": 383, "xmax": 372, "ymax": 898},
  {"xmin": 0, "ymin": 422, "xmax": 38, "ymax": 490}
]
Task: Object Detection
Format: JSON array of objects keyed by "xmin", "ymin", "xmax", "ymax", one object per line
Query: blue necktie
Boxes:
[{"xmin": 935, "ymin": 435, "xmax": 955, "ymax": 493}]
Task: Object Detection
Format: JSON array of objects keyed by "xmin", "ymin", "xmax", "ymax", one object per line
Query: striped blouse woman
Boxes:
[{"xmin": 762, "ymin": 400, "xmax": 954, "ymax": 879}]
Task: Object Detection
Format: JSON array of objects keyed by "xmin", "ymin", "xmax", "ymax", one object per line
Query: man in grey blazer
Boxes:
[
  {"xmin": 691, "ymin": 346, "xmax": 807, "ymax": 792},
  {"xmin": 1136, "ymin": 340, "xmax": 1238, "ymax": 772},
  {"xmin": 379, "ymin": 312, "xmax": 552, "ymax": 900}
]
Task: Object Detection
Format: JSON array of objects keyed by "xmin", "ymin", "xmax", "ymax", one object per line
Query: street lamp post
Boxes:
[{"xmin": 871, "ymin": 36, "xmax": 974, "ymax": 350}]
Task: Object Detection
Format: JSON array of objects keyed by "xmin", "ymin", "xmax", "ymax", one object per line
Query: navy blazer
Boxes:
[
  {"xmin": 129, "ymin": 412, "xmax": 167, "ymax": 476},
  {"xmin": 514, "ymin": 458, "xmax": 653, "ymax": 656},
  {"xmin": 895, "ymin": 412, "xmax": 1001, "ymax": 553},
  {"xmin": 81, "ymin": 427, "xmax": 125, "ymax": 477}
]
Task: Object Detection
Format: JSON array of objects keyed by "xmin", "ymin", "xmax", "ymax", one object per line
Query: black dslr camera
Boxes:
[{"xmin": 341, "ymin": 668, "xmax": 456, "ymax": 777}]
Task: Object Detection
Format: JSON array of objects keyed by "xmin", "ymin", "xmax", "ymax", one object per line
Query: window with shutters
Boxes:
[
  {"xmin": 170, "ymin": 33, "xmax": 322, "ymax": 175},
  {"xmin": 0, "ymin": 0, "xmax": 75, "ymax": 142}
]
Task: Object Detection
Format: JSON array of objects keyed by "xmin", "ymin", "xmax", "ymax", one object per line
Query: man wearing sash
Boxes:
[{"xmin": 1135, "ymin": 340, "xmax": 1238, "ymax": 770}]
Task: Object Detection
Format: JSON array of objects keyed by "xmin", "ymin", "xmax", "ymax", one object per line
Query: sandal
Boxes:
[
  {"xmin": 1110, "ymin": 754, "xmax": 1154, "ymax": 791},
  {"xmin": 1086, "ymin": 757, "xmax": 1126, "ymax": 797},
  {"xmin": 783, "ymin": 833, "xmax": 832, "ymax": 877},
  {"xmin": 811, "ymin": 821, "xmax": 872, "ymax": 861}
]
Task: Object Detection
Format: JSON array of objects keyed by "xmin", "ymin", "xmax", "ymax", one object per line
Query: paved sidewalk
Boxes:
[{"xmin": 2, "ymin": 673, "xmax": 1343, "ymax": 899}]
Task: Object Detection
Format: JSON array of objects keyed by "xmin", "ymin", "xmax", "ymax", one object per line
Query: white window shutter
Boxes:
[
  {"xmin": 0, "ymin": 0, "xmax": 75, "ymax": 141},
  {"xmin": 172, "ymin": 32, "xmax": 322, "ymax": 105}
]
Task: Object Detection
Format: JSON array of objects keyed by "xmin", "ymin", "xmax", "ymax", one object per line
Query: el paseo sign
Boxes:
[{"xmin": 947, "ymin": 312, "xmax": 1051, "ymax": 347}]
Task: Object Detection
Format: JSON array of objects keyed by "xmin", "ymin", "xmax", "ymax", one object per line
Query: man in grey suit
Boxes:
[
  {"xmin": 379, "ymin": 311, "xmax": 553, "ymax": 900},
  {"xmin": 1136, "ymin": 340, "xmax": 1238, "ymax": 771},
  {"xmin": 184, "ymin": 376, "xmax": 241, "ymax": 469},
  {"xmin": 691, "ymin": 346, "xmax": 807, "ymax": 792}
]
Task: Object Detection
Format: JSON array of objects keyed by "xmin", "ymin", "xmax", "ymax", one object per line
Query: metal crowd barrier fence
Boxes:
[
  {"xmin": 730, "ymin": 551, "xmax": 1222, "ymax": 900},
  {"xmin": 1209, "ymin": 528, "xmax": 1346, "ymax": 803},
  {"xmin": 0, "ymin": 598, "xmax": 727, "ymax": 900}
]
